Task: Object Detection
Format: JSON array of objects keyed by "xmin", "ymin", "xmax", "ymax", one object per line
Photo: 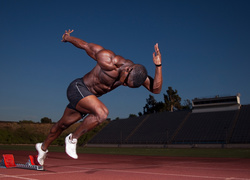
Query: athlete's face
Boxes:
[
  {"xmin": 124, "ymin": 67, "xmax": 133, "ymax": 86},
  {"xmin": 121, "ymin": 67, "xmax": 134, "ymax": 87}
]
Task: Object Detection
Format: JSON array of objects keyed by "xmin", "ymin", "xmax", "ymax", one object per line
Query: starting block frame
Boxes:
[{"xmin": 0, "ymin": 154, "xmax": 44, "ymax": 171}]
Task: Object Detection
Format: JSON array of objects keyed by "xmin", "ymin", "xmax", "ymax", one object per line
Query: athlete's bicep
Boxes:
[{"xmin": 85, "ymin": 43, "xmax": 104, "ymax": 60}]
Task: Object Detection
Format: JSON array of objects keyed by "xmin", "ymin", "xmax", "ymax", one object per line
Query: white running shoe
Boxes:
[
  {"xmin": 35, "ymin": 143, "xmax": 48, "ymax": 166},
  {"xmin": 65, "ymin": 133, "xmax": 78, "ymax": 159}
]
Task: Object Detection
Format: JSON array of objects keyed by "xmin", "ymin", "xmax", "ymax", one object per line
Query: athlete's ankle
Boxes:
[
  {"xmin": 71, "ymin": 134, "xmax": 78, "ymax": 140},
  {"xmin": 41, "ymin": 144, "xmax": 47, "ymax": 152}
]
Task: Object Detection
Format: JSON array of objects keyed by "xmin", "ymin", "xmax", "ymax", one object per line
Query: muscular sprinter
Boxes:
[{"xmin": 36, "ymin": 29, "xmax": 162, "ymax": 165}]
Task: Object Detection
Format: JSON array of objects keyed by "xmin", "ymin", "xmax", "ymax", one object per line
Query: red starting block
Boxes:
[
  {"xmin": 0, "ymin": 154, "xmax": 44, "ymax": 171},
  {"xmin": 2, "ymin": 154, "xmax": 16, "ymax": 168},
  {"xmin": 28, "ymin": 155, "xmax": 40, "ymax": 166}
]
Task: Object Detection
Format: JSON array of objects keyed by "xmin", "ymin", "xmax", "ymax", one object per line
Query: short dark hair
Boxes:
[{"xmin": 131, "ymin": 64, "xmax": 148, "ymax": 87}]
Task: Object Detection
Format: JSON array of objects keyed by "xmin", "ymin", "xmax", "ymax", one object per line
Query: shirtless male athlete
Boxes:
[{"xmin": 35, "ymin": 29, "xmax": 162, "ymax": 165}]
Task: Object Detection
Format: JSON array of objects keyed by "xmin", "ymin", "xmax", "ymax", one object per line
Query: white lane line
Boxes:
[{"xmin": 0, "ymin": 174, "xmax": 37, "ymax": 180}]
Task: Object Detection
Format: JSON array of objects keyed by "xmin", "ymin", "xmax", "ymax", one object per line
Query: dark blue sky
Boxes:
[{"xmin": 1, "ymin": 0, "xmax": 250, "ymax": 122}]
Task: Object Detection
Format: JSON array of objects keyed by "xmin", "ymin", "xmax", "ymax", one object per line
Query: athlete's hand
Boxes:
[
  {"xmin": 153, "ymin": 43, "xmax": 161, "ymax": 66},
  {"xmin": 62, "ymin": 29, "xmax": 74, "ymax": 42}
]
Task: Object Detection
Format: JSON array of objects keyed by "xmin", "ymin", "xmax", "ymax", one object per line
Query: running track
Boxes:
[{"xmin": 1, "ymin": 150, "xmax": 250, "ymax": 180}]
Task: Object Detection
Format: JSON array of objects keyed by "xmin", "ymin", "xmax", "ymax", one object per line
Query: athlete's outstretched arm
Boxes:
[
  {"xmin": 143, "ymin": 43, "xmax": 162, "ymax": 94},
  {"xmin": 62, "ymin": 29, "xmax": 104, "ymax": 60}
]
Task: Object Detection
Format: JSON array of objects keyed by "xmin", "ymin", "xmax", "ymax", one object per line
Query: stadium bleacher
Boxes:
[
  {"xmin": 89, "ymin": 115, "xmax": 146, "ymax": 144},
  {"xmin": 230, "ymin": 105, "xmax": 250, "ymax": 143},
  {"xmin": 88, "ymin": 104, "xmax": 250, "ymax": 145},
  {"xmin": 126, "ymin": 111, "xmax": 190, "ymax": 144},
  {"xmin": 172, "ymin": 110, "xmax": 239, "ymax": 144}
]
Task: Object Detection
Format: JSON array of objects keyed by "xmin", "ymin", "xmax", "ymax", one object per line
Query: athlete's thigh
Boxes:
[{"xmin": 76, "ymin": 95, "xmax": 107, "ymax": 115}]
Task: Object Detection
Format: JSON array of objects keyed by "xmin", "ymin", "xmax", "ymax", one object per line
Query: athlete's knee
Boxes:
[
  {"xmin": 49, "ymin": 123, "xmax": 64, "ymax": 134},
  {"xmin": 51, "ymin": 121, "xmax": 70, "ymax": 133},
  {"xmin": 59, "ymin": 122, "xmax": 71, "ymax": 130}
]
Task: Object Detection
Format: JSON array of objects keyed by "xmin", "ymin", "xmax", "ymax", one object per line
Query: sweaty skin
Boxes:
[{"xmin": 40, "ymin": 29, "xmax": 162, "ymax": 152}]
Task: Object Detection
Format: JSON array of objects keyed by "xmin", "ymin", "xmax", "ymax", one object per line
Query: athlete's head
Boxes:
[{"xmin": 123, "ymin": 64, "xmax": 148, "ymax": 88}]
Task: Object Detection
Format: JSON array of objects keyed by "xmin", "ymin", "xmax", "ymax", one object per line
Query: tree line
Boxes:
[{"xmin": 136, "ymin": 86, "xmax": 192, "ymax": 117}]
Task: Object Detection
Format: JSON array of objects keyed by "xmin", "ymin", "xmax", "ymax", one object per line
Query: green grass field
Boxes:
[{"xmin": 1, "ymin": 145, "xmax": 250, "ymax": 158}]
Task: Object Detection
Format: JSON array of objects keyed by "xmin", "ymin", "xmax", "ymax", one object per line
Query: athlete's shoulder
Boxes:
[{"xmin": 96, "ymin": 49, "xmax": 115, "ymax": 57}]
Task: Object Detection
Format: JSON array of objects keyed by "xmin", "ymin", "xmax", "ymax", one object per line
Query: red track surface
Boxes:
[{"xmin": 1, "ymin": 150, "xmax": 250, "ymax": 180}]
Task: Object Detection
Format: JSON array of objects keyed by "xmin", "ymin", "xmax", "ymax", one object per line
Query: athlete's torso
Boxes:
[{"xmin": 83, "ymin": 49, "xmax": 133, "ymax": 96}]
